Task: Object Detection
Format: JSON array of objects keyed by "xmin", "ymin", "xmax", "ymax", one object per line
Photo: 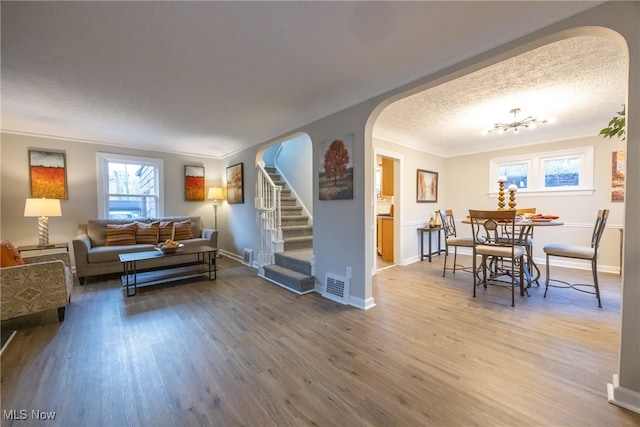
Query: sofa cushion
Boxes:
[
  {"xmin": 174, "ymin": 220, "xmax": 194, "ymax": 241},
  {"xmin": 158, "ymin": 221, "xmax": 175, "ymax": 242},
  {"xmin": 83, "ymin": 216, "xmax": 202, "ymax": 248},
  {"xmin": 157, "ymin": 216, "xmax": 202, "ymax": 240},
  {"xmin": 0, "ymin": 240, "xmax": 24, "ymax": 267},
  {"xmin": 87, "ymin": 218, "xmax": 142, "ymax": 247},
  {"xmin": 88, "ymin": 244, "xmax": 156, "ymax": 263},
  {"xmin": 136, "ymin": 221, "xmax": 160, "ymax": 244},
  {"xmin": 105, "ymin": 223, "xmax": 137, "ymax": 246}
]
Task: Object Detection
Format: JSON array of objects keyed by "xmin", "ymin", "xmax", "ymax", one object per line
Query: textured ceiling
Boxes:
[
  {"xmin": 374, "ymin": 36, "xmax": 627, "ymax": 157},
  {"xmin": 1, "ymin": 1, "xmax": 616, "ymax": 159}
]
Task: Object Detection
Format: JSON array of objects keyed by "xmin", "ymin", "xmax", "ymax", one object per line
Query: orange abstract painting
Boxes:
[
  {"xmin": 29, "ymin": 150, "xmax": 67, "ymax": 199},
  {"xmin": 185, "ymin": 165, "xmax": 205, "ymax": 201}
]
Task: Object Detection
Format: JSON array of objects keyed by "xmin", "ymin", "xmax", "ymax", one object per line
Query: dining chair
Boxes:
[
  {"xmin": 543, "ymin": 209, "xmax": 609, "ymax": 307},
  {"xmin": 516, "ymin": 207, "xmax": 537, "ymax": 215},
  {"xmin": 469, "ymin": 209, "xmax": 527, "ymax": 307},
  {"xmin": 439, "ymin": 209, "xmax": 476, "ymax": 277},
  {"xmin": 500, "ymin": 207, "xmax": 537, "ymax": 284}
]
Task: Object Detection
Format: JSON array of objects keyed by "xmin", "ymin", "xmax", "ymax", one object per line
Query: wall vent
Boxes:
[
  {"xmin": 243, "ymin": 248, "xmax": 253, "ymax": 265},
  {"xmin": 323, "ymin": 273, "xmax": 349, "ymax": 305}
]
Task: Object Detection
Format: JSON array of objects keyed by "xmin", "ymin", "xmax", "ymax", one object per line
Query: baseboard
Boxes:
[
  {"xmin": 349, "ymin": 296, "xmax": 376, "ymax": 310},
  {"xmin": 220, "ymin": 249, "xmax": 258, "ymax": 268},
  {"xmin": 608, "ymin": 374, "xmax": 640, "ymax": 415},
  {"xmin": 432, "ymin": 247, "xmax": 621, "ymax": 275}
]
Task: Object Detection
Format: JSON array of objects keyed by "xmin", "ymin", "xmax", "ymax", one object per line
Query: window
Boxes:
[
  {"xmin": 542, "ymin": 155, "xmax": 580, "ymax": 187},
  {"xmin": 97, "ymin": 153, "xmax": 164, "ymax": 219},
  {"xmin": 498, "ymin": 161, "xmax": 530, "ymax": 189},
  {"xmin": 490, "ymin": 146, "xmax": 594, "ymax": 196}
]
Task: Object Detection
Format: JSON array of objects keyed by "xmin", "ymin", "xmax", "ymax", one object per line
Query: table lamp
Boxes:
[
  {"xmin": 207, "ymin": 187, "xmax": 224, "ymax": 230},
  {"xmin": 24, "ymin": 198, "xmax": 62, "ymax": 247}
]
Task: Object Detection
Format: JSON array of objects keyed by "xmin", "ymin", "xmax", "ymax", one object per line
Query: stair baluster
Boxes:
[{"xmin": 256, "ymin": 163, "xmax": 283, "ymax": 274}]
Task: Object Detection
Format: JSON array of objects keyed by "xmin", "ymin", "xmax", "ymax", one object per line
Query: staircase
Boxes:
[{"xmin": 260, "ymin": 167, "xmax": 315, "ymax": 294}]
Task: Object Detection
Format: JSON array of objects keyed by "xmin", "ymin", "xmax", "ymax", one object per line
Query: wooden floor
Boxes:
[{"xmin": 2, "ymin": 255, "xmax": 639, "ymax": 426}]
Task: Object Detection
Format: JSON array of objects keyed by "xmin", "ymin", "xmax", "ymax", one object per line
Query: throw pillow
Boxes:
[
  {"xmin": 0, "ymin": 240, "xmax": 25, "ymax": 267},
  {"xmin": 158, "ymin": 221, "xmax": 174, "ymax": 242},
  {"xmin": 135, "ymin": 221, "xmax": 160, "ymax": 244},
  {"xmin": 105, "ymin": 223, "xmax": 137, "ymax": 246},
  {"xmin": 173, "ymin": 220, "xmax": 194, "ymax": 241}
]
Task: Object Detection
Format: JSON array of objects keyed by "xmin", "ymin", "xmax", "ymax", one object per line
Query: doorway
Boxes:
[{"xmin": 374, "ymin": 151, "xmax": 401, "ymax": 271}]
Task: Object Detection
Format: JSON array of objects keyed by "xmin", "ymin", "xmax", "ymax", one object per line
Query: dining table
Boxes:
[{"xmin": 462, "ymin": 215, "xmax": 564, "ymax": 288}]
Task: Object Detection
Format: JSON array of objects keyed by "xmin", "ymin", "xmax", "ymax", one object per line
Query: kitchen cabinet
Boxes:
[
  {"xmin": 377, "ymin": 216, "xmax": 394, "ymax": 262},
  {"xmin": 381, "ymin": 157, "xmax": 394, "ymax": 197}
]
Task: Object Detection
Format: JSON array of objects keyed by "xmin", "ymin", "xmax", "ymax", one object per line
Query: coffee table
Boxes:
[{"xmin": 119, "ymin": 245, "xmax": 217, "ymax": 296}]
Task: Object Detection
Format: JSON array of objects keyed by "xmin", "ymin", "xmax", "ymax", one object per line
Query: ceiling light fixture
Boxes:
[{"xmin": 481, "ymin": 108, "xmax": 548, "ymax": 135}]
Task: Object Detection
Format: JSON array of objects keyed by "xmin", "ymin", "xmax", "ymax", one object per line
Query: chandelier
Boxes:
[{"xmin": 482, "ymin": 108, "xmax": 548, "ymax": 135}]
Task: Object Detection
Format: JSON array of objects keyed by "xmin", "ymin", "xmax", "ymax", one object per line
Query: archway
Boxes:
[{"xmin": 363, "ymin": 26, "xmax": 635, "ymax": 413}]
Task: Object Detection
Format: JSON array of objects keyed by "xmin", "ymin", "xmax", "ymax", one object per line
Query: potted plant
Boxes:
[{"xmin": 599, "ymin": 105, "xmax": 626, "ymax": 141}]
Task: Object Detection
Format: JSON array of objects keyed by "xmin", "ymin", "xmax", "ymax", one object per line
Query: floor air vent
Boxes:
[
  {"xmin": 243, "ymin": 249, "xmax": 253, "ymax": 265},
  {"xmin": 323, "ymin": 273, "xmax": 349, "ymax": 305}
]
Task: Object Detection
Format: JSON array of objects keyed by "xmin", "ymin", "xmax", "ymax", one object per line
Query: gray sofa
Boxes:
[{"xmin": 72, "ymin": 216, "xmax": 217, "ymax": 285}]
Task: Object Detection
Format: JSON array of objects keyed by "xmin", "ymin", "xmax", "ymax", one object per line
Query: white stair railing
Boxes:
[{"xmin": 255, "ymin": 162, "xmax": 283, "ymax": 274}]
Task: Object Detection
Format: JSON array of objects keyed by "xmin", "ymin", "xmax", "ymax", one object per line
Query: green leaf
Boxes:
[{"xmin": 599, "ymin": 105, "xmax": 626, "ymax": 141}]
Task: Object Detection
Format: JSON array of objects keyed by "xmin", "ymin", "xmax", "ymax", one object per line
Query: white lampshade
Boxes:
[
  {"xmin": 24, "ymin": 198, "xmax": 62, "ymax": 217},
  {"xmin": 24, "ymin": 198, "xmax": 61, "ymax": 247},
  {"xmin": 207, "ymin": 187, "xmax": 224, "ymax": 201}
]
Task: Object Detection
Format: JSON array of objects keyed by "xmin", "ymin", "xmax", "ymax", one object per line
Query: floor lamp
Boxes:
[
  {"xmin": 207, "ymin": 187, "xmax": 224, "ymax": 230},
  {"xmin": 24, "ymin": 198, "xmax": 62, "ymax": 247},
  {"xmin": 207, "ymin": 187, "xmax": 224, "ymax": 258}
]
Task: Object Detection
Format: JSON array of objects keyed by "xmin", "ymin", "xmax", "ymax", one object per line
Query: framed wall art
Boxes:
[
  {"xmin": 185, "ymin": 165, "xmax": 205, "ymax": 201},
  {"xmin": 417, "ymin": 169, "xmax": 438, "ymax": 203},
  {"xmin": 611, "ymin": 150, "xmax": 625, "ymax": 202},
  {"xmin": 226, "ymin": 163, "xmax": 244, "ymax": 204},
  {"xmin": 319, "ymin": 133, "xmax": 354, "ymax": 200},
  {"xmin": 29, "ymin": 149, "xmax": 68, "ymax": 199}
]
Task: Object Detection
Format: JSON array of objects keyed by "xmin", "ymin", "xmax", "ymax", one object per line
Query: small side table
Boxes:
[
  {"xmin": 418, "ymin": 227, "xmax": 444, "ymax": 262},
  {"xmin": 17, "ymin": 242, "xmax": 69, "ymax": 254}
]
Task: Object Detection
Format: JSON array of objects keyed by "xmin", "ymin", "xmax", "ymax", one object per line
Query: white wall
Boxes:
[
  {"xmin": 215, "ymin": 147, "xmax": 261, "ymax": 260},
  {"xmin": 275, "ymin": 134, "xmax": 313, "ymax": 218}
]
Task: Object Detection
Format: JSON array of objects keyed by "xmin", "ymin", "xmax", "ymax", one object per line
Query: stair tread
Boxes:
[
  {"xmin": 264, "ymin": 264, "xmax": 313, "ymax": 279},
  {"xmin": 284, "ymin": 236, "xmax": 313, "ymax": 242}
]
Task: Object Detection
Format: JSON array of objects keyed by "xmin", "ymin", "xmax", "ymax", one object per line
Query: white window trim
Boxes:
[
  {"xmin": 488, "ymin": 146, "xmax": 595, "ymax": 197},
  {"xmin": 96, "ymin": 152, "xmax": 164, "ymax": 218}
]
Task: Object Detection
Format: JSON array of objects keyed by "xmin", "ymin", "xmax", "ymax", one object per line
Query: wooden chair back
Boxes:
[
  {"xmin": 591, "ymin": 209, "xmax": 609, "ymax": 250},
  {"xmin": 468, "ymin": 209, "xmax": 518, "ymax": 247}
]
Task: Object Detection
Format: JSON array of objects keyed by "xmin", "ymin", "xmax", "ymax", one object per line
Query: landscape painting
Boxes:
[
  {"xmin": 226, "ymin": 163, "xmax": 244, "ymax": 204},
  {"xmin": 417, "ymin": 169, "xmax": 438, "ymax": 203},
  {"xmin": 185, "ymin": 165, "xmax": 205, "ymax": 201},
  {"xmin": 319, "ymin": 134, "xmax": 354, "ymax": 200},
  {"xmin": 29, "ymin": 150, "xmax": 67, "ymax": 199}
]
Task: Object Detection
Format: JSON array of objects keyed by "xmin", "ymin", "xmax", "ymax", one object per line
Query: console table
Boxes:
[
  {"xmin": 418, "ymin": 226, "xmax": 444, "ymax": 262},
  {"xmin": 119, "ymin": 246, "xmax": 217, "ymax": 296}
]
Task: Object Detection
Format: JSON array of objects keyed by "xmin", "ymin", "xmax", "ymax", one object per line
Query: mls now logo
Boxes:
[
  {"xmin": 3, "ymin": 410, "xmax": 28, "ymax": 420},
  {"xmin": 4, "ymin": 409, "xmax": 56, "ymax": 420}
]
